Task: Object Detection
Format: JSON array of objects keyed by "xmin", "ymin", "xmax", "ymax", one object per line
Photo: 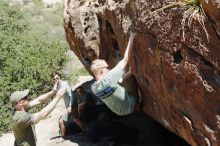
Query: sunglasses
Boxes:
[
  {"xmin": 53, "ymin": 77, "xmax": 59, "ymax": 80},
  {"xmin": 53, "ymin": 76, "xmax": 61, "ymax": 83}
]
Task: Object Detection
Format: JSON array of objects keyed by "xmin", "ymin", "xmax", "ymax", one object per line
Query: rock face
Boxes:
[{"xmin": 64, "ymin": 0, "xmax": 220, "ymax": 145}]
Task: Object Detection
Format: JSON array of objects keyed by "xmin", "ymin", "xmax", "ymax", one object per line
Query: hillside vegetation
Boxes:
[{"xmin": 0, "ymin": 0, "xmax": 87, "ymax": 134}]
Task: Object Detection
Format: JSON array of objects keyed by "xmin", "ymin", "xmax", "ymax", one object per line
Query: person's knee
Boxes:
[
  {"xmin": 59, "ymin": 118, "xmax": 66, "ymax": 131},
  {"xmin": 59, "ymin": 118, "xmax": 64, "ymax": 125},
  {"xmin": 59, "ymin": 118, "xmax": 67, "ymax": 136}
]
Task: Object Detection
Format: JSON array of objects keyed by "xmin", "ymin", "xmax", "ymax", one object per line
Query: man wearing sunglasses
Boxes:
[
  {"xmin": 51, "ymin": 72, "xmax": 73, "ymax": 136},
  {"xmin": 10, "ymin": 82, "xmax": 65, "ymax": 146}
]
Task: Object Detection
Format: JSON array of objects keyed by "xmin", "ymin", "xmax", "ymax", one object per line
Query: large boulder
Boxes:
[{"xmin": 64, "ymin": 0, "xmax": 220, "ymax": 145}]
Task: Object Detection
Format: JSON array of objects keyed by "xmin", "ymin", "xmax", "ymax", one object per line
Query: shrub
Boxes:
[{"xmin": 0, "ymin": 1, "xmax": 68, "ymax": 134}]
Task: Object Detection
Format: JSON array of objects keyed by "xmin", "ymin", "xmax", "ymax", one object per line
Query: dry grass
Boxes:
[{"xmin": 146, "ymin": 0, "xmax": 209, "ymax": 41}]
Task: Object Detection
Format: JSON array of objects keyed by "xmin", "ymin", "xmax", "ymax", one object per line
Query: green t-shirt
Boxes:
[
  {"xmin": 91, "ymin": 62, "xmax": 135, "ymax": 116},
  {"xmin": 12, "ymin": 111, "xmax": 36, "ymax": 146}
]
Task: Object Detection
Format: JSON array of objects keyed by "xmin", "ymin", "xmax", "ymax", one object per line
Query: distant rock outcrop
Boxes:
[{"xmin": 64, "ymin": 0, "xmax": 220, "ymax": 145}]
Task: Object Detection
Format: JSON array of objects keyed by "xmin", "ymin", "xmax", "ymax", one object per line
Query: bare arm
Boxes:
[
  {"xmin": 119, "ymin": 32, "xmax": 136, "ymax": 69},
  {"xmin": 67, "ymin": 106, "xmax": 72, "ymax": 113},
  {"xmin": 28, "ymin": 81, "xmax": 59, "ymax": 108},
  {"xmin": 28, "ymin": 90, "xmax": 56, "ymax": 108},
  {"xmin": 119, "ymin": 66, "xmax": 132, "ymax": 83},
  {"xmin": 78, "ymin": 102, "xmax": 86, "ymax": 114},
  {"xmin": 32, "ymin": 89, "xmax": 65, "ymax": 124}
]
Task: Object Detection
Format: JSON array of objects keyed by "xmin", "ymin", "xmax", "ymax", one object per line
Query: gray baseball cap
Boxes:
[{"xmin": 10, "ymin": 89, "xmax": 29, "ymax": 106}]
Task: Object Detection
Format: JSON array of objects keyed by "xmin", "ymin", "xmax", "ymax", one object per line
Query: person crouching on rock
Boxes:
[{"xmin": 91, "ymin": 30, "xmax": 136, "ymax": 116}]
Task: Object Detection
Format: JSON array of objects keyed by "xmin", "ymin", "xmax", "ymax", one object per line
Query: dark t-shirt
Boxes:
[{"xmin": 77, "ymin": 93, "xmax": 94, "ymax": 110}]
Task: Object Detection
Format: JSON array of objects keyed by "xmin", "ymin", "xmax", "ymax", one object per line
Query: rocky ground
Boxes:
[{"xmin": 0, "ymin": 132, "xmax": 14, "ymax": 146}]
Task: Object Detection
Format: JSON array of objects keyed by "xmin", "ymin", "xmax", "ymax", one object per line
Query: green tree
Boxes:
[{"xmin": 0, "ymin": 1, "xmax": 68, "ymax": 134}]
